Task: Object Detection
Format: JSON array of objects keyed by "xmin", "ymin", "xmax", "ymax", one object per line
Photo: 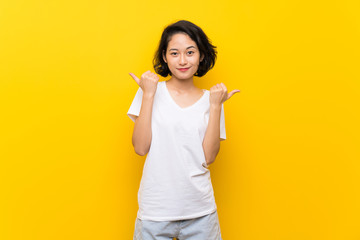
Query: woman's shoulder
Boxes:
[
  {"xmin": 201, "ymin": 88, "xmax": 210, "ymax": 95},
  {"xmin": 158, "ymin": 80, "xmax": 166, "ymax": 86},
  {"xmin": 155, "ymin": 80, "xmax": 164, "ymax": 88}
]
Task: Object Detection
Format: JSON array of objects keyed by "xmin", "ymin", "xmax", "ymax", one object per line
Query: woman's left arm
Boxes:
[
  {"xmin": 202, "ymin": 104, "xmax": 222, "ymax": 166},
  {"xmin": 202, "ymin": 83, "xmax": 240, "ymax": 166}
]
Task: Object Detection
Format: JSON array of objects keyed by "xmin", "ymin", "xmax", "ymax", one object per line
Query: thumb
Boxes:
[
  {"xmin": 227, "ymin": 89, "xmax": 240, "ymax": 100},
  {"xmin": 129, "ymin": 72, "xmax": 140, "ymax": 85}
]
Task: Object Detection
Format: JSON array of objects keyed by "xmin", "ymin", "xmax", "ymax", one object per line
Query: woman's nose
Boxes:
[{"xmin": 179, "ymin": 54, "xmax": 187, "ymax": 65}]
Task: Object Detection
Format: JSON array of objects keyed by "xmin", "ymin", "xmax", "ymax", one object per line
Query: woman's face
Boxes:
[{"xmin": 163, "ymin": 33, "xmax": 204, "ymax": 80}]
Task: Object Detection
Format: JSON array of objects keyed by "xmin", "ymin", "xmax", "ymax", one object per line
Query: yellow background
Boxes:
[{"xmin": 1, "ymin": 0, "xmax": 359, "ymax": 239}]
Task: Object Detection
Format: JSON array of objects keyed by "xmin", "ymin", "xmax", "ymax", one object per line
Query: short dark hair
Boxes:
[{"xmin": 153, "ymin": 20, "xmax": 217, "ymax": 77}]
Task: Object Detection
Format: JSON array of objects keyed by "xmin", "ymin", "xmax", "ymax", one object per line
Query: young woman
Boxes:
[{"xmin": 127, "ymin": 20, "xmax": 240, "ymax": 240}]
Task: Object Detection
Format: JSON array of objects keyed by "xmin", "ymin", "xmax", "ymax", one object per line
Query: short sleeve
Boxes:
[
  {"xmin": 220, "ymin": 103, "xmax": 226, "ymax": 141},
  {"xmin": 127, "ymin": 87, "xmax": 143, "ymax": 122}
]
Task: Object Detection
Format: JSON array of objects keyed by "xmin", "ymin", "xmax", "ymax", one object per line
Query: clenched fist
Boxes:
[
  {"xmin": 129, "ymin": 70, "xmax": 159, "ymax": 97},
  {"xmin": 210, "ymin": 83, "xmax": 240, "ymax": 107}
]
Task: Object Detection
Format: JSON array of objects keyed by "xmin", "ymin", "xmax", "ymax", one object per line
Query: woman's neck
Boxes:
[{"xmin": 167, "ymin": 76, "xmax": 196, "ymax": 92}]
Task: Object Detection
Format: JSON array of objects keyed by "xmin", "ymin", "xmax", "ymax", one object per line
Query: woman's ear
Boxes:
[
  {"xmin": 200, "ymin": 54, "xmax": 204, "ymax": 62},
  {"xmin": 163, "ymin": 51, "xmax": 167, "ymax": 63}
]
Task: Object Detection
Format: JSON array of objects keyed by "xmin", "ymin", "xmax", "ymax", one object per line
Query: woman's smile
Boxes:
[{"xmin": 177, "ymin": 67, "xmax": 190, "ymax": 72}]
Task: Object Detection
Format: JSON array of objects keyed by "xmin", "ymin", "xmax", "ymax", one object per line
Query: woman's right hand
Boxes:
[{"xmin": 129, "ymin": 70, "xmax": 159, "ymax": 97}]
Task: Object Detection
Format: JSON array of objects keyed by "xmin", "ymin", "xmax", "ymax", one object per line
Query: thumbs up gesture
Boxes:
[
  {"xmin": 210, "ymin": 83, "xmax": 240, "ymax": 107},
  {"xmin": 129, "ymin": 70, "xmax": 159, "ymax": 97}
]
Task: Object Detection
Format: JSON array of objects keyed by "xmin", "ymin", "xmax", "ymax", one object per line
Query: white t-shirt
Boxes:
[{"xmin": 127, "ymin": 80, "xmax": 226, "ymax": 221}]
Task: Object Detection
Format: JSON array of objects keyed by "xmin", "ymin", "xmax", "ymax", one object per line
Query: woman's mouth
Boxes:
[{"xmin": 178, "ymin": 67, "xmax": 190, "ymax": 72}]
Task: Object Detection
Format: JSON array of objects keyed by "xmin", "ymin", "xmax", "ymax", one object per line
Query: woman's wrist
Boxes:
[
  {"xmin": 210, "ymin": 103, "xmax": 222, "ymax": 111},
  {"xmin": 143, "ymin": 92, "xmax": 156, "ymax": 99}
]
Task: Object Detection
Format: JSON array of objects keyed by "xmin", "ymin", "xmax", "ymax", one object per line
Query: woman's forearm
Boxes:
[
  {"xmin": 132, "ymin": 93, "xmax": 154, "ymax": 156},
  {"xmin": 202, "ymin": 105, "xmax": 221, "ymax": 165}
]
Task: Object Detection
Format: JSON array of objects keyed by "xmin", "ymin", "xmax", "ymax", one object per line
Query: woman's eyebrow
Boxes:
[{"xmin": 169, "ymin": 46, "xmax": 196, "ymax": 51}]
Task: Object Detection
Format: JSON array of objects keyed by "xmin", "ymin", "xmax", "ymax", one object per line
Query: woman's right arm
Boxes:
[
  {"xmin": 132, "ymin": 93, "xmax": 154, "ymax": 155},
  {"xmin": 129, "ymin": 71, "xmax": 159, "ymax": 156}
]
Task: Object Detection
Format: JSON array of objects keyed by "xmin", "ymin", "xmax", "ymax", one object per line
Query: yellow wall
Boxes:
[{"xmin": 1, "ymin": 0, "xmax": 359, "ymax": 239}]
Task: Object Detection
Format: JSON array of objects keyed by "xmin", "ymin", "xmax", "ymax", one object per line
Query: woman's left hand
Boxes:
[{"xmin": 210, "ymin": 83, "xmax": 240, "ymax": 107}]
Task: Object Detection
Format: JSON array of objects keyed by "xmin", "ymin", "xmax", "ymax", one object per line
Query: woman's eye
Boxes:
[{"xmin": 170, "ymin": 52, "xmax": 194, "ymax": 56}]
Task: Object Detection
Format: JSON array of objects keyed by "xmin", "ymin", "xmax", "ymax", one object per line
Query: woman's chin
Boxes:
[
  {"xmin": 175, "ymin": 76, "xmax": 193, "ymax": 81},
  {"xmin": 172, "ymin": 72, "xmax": 196, "ymax": 80}
]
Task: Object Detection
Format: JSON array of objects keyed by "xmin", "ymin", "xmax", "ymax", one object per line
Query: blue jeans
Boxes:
[{"xmin": 133, "ymin": 210, "xmax": 222, "ymax": 240}]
